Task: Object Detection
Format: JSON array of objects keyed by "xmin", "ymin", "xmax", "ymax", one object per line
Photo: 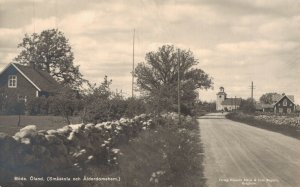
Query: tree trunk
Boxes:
[{"xmin": 17, "ymin": 114, "xmax": 21, "ymax": 126}]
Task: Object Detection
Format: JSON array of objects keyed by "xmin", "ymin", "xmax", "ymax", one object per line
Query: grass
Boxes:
[
  {"xmin": 226, "ymin": 112, "xmax": 300, "ymax": 140},
  {"xmin": 85, "ymin": 117, "xmax": 206, "ymax": 187},
  {"xmin": 0, "ymin": 115, "xmax": 81, "ymax": 136}
]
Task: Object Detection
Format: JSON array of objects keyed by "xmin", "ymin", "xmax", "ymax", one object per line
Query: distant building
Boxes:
[
  {"xmin": 0, "ymin": 62, "xmax": 61, "ymax": 104},
  {"xmin": 216, "ymin": 87, "xmax": 241, "ymax": 111},
  {"xmin": 256, "ymin": 93, "xmax": 296, "ymax": 114}
]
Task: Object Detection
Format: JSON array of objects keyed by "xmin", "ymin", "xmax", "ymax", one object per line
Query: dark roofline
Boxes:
[
  {"xmin": 274, "ymin": 95, "xmax": 296, "ymax": 106},
  {"xmin": 0, "ymin": 63, "xmax": 41, "ymax": 91}
]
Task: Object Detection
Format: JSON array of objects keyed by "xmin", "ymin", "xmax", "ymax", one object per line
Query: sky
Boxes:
[{"xmin": 0, "ymin": 0, "xmax": 299, "ymax": 103}]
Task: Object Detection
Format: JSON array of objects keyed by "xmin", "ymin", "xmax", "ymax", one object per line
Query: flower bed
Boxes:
[{"xmin": 254, "ymin": 115, "xmax": 300, "ymax": 129}]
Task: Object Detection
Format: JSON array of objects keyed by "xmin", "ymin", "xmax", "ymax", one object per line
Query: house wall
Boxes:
[
  {"xmin": 223, "ymin": 104, "xmax": 240, "ymax": 111},
  {"xmin": 274, "ymin": 97, "xmax": 295, "ymax": 114},
  {"xmin": 0, "ymin": 65, "xmax": 38, "ymax": 102}
]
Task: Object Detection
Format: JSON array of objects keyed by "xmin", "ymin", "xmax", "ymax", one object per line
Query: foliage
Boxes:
[
  {"xmin": 124, "ymin": 97, "xmax": 147, "ymax": 118},
  {"xmin": 115, "ymin": 114, "xmax": 205, "ymax": 187},
  {"xmin": 226, "ymin": 112, "xmax": 300, "ymax": 139},
  {"xmin": 135, "ymin": 45, "xmax": 213, "ymax": 115},
  {"xmin": 239, "ymin": 98, "xmax": 256, "ymax": 113},
  {"xmin": 14, "ymin": 29, "xmax": 85, "ymax": 90},
  {"xmin": 0, "ymin": 89, "xmax": 25, "ymax": 116},
  {"xmin": 81, "ymin": 76, "xmax": 139, "ymax": 123},
  {"xmin": 259, "ymin": 92, "xmax": 279, "ymax": 104},
  {"xmin": 48, "ymin": 88, "xmax": 82, "ymax": 124},
  {"xmin": 195, "ymin": 100, "xmax": 216, "ymax": 115},
  {"xmin": 26, "ymin": 96, "xmax": 49, "ymax": 115}
]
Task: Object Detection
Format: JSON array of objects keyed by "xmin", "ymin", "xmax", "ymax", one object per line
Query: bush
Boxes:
[
  {"xmin": 113, "ymin": 114, "xmax": 205, "ymax": 187},
  {"xmin": 226, "ymin": 112, "xmax": 300, "ymax": 139}
]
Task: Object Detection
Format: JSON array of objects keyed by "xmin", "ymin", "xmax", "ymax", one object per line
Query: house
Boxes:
[
  {"xmin": 0, "ymin": 62, "xmax": 61, "ymax": 104},
  {"xmin": 216, "ymin": 87, "xmax": 242, "ymax": 111},
  {"xmin": 274, "ymin": 94, "xmax": 296, "ymax": 114},
  {"xmin": 256, "ymin": 93, "xmax": 296, "ymax": 114}
]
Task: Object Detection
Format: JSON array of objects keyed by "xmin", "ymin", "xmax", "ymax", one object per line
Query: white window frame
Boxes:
[
  {"xmin": 8, "ymin": 75, "xmax": 17, "ymax": 88},
  {"xmin": 287, "ymin": 108, "xmax": 291, "ymax": 114},
  {"xmin": 18, "ymin": 95, "xmax": 27, "ymax": 103}
]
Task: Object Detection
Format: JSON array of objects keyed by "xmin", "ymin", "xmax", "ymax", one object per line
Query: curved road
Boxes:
[{"xmin": 198, "ymin": 113, "xmax": 300, "ymax": 187}]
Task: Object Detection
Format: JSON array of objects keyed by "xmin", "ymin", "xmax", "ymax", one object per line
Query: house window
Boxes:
[
  {"xmin": 279, "ymin": 108, "xmax": 283, "ymax": 113},
  {"xmin": 283, "ymin": 99, "xmax": 287, "ymax": 106},
  {"xmin": 18, "ymin": 95, "xmax": 27, "ymax": 103},
  {"xmin": 8, "ymin": 75, "xmax": 17, "ymax": 88},
  {"xmin": 287, "ymin": 108, "xmax": 291, "ymax": 114}
]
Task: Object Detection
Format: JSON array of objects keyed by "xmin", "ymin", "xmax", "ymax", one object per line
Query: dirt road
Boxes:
[{"xmin": 198, "ymin": 113, "xmax": 300, "ymax": 187}]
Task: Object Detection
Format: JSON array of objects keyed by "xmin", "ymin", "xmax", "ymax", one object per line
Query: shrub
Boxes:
[{"xmin": 226, "ymin": 112, "xmax": 300, "ymax": 139}]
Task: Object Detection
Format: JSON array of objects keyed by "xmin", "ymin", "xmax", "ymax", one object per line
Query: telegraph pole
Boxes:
[
  {"xmin": 250, "ymin": 81, "xmax": 255, "ymax": 104},
  {"xmin": 178, "ymin": 51, "xmax": 181, "ymax": 125},
  {"xmin": 234, "ymin": 96, "xmax": 236, "ymax": 112},
  {"xmin": 132, "ymin": 29, "xmax": 135, "ymax": 98}
]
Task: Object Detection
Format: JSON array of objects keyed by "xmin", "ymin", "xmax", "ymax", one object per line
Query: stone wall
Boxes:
[{"xmin": 0, "ymin": 114, "xmax": 153, "ymax": 186}]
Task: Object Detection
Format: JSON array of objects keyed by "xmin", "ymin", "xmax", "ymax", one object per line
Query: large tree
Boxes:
[
  {"xmin": 259, "ymin": 92, "xmax": 279, "ymax": 104},
  {"xmin": 14, "ymin": 29, "xmax": 84, "ymax": 89},
  {"xmin": 135, "ymin": 45, "xmax": 213, "ymax": 115}
]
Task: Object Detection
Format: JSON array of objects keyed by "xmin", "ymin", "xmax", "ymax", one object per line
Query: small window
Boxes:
[
  {"xmin": 8, "ymin": 75, "xmax": 17, "ymax": 88},
  {"xmin": 18, "ymin": 95, "xmax": 27, "ymax": 103},
  {"xmin": 219, "ymin": 95, "xmax": 222, "ymax": 98},
  {"xmin": 279, "ymin": 108, "xmax": 283, "ymax": 113},
  {"xmin": 287, "ymin": 108, "xmax": 291, "ymax": 114},
  {"xmin": 283, "ymin": 99, "xmax": 287, "ymax": 106}
]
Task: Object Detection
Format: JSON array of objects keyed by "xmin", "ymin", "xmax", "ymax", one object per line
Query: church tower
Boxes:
[{"xmin": 216, "ymin": 87, "xmax": 227, "ymax": 111}]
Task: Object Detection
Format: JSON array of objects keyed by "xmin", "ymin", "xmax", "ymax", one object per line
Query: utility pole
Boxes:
[
  {"xmin": 250, "ymin": 81, "xmax": 255, "ymax": 103},
  {"xmin": 234, "ymin": 96, "xmax": 236, "ymax": 112},
  {"xmin": 132, "ymin": 29, "xmax": 135, "ymax": 98},
  {"xmin": 178, "ymin": 51, "xmax": 181, "ymax": 125},
  {"xmin": 251, "ymin": 81, "xmax": 253, "ymax": 101}
]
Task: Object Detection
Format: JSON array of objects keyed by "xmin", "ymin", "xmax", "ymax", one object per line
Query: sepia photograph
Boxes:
[{"xmin": 0, "ymin": 0, "xmax": 299, "ymax": 186}]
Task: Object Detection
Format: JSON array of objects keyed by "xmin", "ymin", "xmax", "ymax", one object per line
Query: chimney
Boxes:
[{"xmin": 282, "ymin": 93, "xmax": 285, "ymax": 96}]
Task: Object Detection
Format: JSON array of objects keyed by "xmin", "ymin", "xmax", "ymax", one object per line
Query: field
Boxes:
[{"xmin": 0, "ymin": 115, "xmax": 81, "ymax": 135}]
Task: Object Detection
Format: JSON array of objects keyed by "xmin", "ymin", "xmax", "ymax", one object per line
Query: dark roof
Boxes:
[
  {"xmin": 12, "ymin": 63, "xmax": 61, "ymax": 92},
  {"xmin": 221, "ymin": 98, "xmax": 242, "ymax": 105},
  {"xmin": 274, "ymin": 95, "xmax": 296, "ymax": 106},
  {"xmin": 272, "ymin": 93, "xmax": 294, "ymax": 103}
]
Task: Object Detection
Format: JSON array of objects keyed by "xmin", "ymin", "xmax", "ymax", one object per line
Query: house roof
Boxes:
[
  {"xmin": 221, "ymin": 98, "xmax": 242, "ymax": 105},
  {"xmin": 1, "ymin": 63, "xmax": 61, "ymax": 92},
  {"xmin": 274, "ymin": 94, "xmax": 296, "ymax": 106},
  {"xmin": 272, "ymin": 93, "xmax": 294, "ymax": 103}
]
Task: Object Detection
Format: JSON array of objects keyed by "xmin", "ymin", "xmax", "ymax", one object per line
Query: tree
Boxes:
[
  {"xmin": 240, "ymin": 98, "xmax": 256, "ymax": 113},
  {"xmin": 135, "ymin": 45, "xmax": 213, "ymax": 115},
  {"xmin": 48, "ymin": 88, "xmax": 81, "ymax": 124},
  {"xmin": 259, "ymin": 92, "xmax": 279, "ymax": 104},
  {"xmin": 14, "ymin": 29, "xmax": 85, "ymax": 90}
]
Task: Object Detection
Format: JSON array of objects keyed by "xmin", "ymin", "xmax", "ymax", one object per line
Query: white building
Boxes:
[{"xmin": 216, "ymin": 87, "xmax": 242, "ymax": 111}]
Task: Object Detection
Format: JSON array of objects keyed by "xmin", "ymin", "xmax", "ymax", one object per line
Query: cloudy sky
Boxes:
[{"xmin": 0, "ymin": 0, "xmax": 299, "ymax": 102}]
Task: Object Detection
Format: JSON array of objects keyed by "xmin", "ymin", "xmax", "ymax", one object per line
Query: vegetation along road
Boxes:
[{"xmin": 198, "ymin": 113, "xmax": 300, "ymax": 187}]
